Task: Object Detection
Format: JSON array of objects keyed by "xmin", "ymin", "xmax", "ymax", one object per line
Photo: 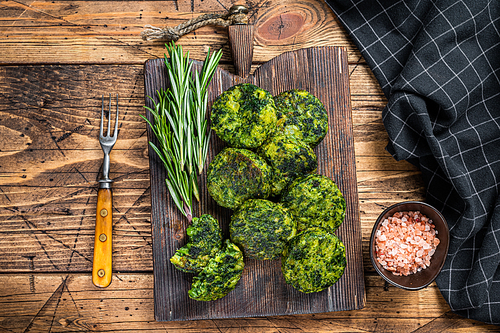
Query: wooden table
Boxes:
[{"xmin": 1, "ymin": 1, "xmax": 498, "ymax": 332}]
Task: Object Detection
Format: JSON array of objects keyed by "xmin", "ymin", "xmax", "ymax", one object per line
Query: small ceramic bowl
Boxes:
[{"xmin": 370, "ymin": 201, "xmax": 450, "ymax": 290}]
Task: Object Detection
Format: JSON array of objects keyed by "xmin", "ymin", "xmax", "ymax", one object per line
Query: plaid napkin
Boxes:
[{"xmin": 324, "ymin": 0, "xmax": 500, "ymax": 325}]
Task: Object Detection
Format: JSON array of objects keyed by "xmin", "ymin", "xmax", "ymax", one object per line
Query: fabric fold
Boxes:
[{"xmin": 325, "ymin": 0, "xmax": 500, "ymax": 324}]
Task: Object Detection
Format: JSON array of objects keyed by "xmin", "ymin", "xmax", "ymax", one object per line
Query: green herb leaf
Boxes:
[{"xmin": 143, "ymin": 42, "xmax": 222, "ymax": 220}]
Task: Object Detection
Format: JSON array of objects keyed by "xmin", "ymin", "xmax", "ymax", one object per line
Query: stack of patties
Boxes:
[
  {"xmin": 170, "ymin": 214, "xmax": 244, "ymax": 301},
  {"xmin": 280, "ymin": 174, "xmax": 346, "ymax": 293},
  {"xmin": 202, "ymin": 84, "xmax": 347, "ymax": 296}
]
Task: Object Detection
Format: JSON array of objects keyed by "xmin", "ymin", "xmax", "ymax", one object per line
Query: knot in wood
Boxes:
[{"xmin": 258, "ymin": 13, "xmax": 304, "ymax": 41}]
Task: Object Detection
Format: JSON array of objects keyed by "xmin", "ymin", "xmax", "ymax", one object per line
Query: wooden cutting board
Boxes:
[{"xmin": 144, "ymin": 46, "xmax": 365, "ymax": 321}]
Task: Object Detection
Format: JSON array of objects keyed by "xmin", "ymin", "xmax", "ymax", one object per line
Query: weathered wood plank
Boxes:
[
  {"xmin": 0, "ymin": 0, "xmax": 361, "ymax": 65},
  {"xmin": 0, "ymin": 273, "xmax": 497, "ymax": 332},
  {"xmin": 0, "ymin": 64, "xmax": 152, "ymax": 272}
]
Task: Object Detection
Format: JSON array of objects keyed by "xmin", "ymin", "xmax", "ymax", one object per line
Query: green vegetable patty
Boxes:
[
  {"xmin": 230, "ymin": 199, "xmax": 296, "ymax": 260},
  {"xmin": 258, "ymin": 134, "xmax": 317, "ymax": 196},
  {"xmin": 169, "ymin": 214, "xmax": 222, "ymax": 274},
  {"xmin": 274, "ymin": 89, "xmax": 328, "ymax": 147},
  {"xmin": 282, "ymin": 228, "xmax": 346, "ymax": 293},
  {"xmin": 189, "ymin": 239, "xmax": 245, "ymax": 301},
  {"xmin": 211, "ymin": 83, "xmax": 277, "ymax": 149},
  {"xmin": 207, "ymin": 148, "xmax": 272, "ymax": 210},
  {"xmin": 281, "ymin": 174, "xmax": 346, "ymax": 233}
]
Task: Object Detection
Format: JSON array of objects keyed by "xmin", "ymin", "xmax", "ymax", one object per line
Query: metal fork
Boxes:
[{"xmin": 92, "ymin": 94, "xmax": 119, "ymax": 288}]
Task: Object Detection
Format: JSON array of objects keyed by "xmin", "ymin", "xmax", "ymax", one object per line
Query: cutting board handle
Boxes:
[{"xmin": 228, "ymin": 24, "xmax": 254, "ymax": 78}]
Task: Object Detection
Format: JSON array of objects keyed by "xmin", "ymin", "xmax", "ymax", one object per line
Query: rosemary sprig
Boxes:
[
  {"xmin": 142, "ymin": 42, "xmax": 222, "ymax": 221},
  {"xmin": 192, "ymin": 46, "xmax": 222, "ymax": 175}
]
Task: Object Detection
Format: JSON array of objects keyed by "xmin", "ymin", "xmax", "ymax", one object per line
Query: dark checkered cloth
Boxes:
[{"xmin": 325, "ymin": 0, "xmax": 500, "ymax": 325}]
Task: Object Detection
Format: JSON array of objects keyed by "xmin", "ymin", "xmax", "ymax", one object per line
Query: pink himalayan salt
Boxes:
[{"xmin": 375, "ymin": 211, "xmax": 440, "ymax": 276}]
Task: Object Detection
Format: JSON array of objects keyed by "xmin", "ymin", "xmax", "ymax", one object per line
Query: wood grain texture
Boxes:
[
  {"xmin": 1, "ymin": 273, "xmax": 498, "ymax": 332},
  {"xmin": 0, "ymin": 65, "xmax": 152, "ymax": 273},
  {"xmin": 0, "ymin": 0, "xmax": 359, "ymax": 66},
  {"xmin": 144, "ymin": 47, "xmax": 365, "ymax": 321},
  {"xmin": 228, "ymin": 24, "xmax": 254, "ymax": 77}
]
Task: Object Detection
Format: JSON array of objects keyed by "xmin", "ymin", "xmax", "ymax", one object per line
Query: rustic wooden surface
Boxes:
[
  {"xmin": 145, "ymin": 47, "xmax": 364, "ymax": 321},
  {"xmin": 0, "ymin": 0, "xmax": 498, "ymax": 331}
]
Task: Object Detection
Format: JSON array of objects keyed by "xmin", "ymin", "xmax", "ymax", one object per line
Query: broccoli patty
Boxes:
[
  {"xmin": 169, "ymin": 214, "xmax": 223, "ymax": 273},
  {"xmin": 188, "ymin": 239, "xmax": 245, "ymax": 301},
  {"xmin": 258, "ymin": 134, "xmax": 317, "ymax": 196},
  {"xmin": 274, "ymin": 89, "xmax": 328, "ymax": 147},
  {"xmin": 281, "ymin": 174, "xmax": 346, "ymax": 233},
  {"xmin": 207, "ymin": 148, "xmax": 273, "ymax": 210},
  {"xmin": 230, "ymin": 199, "xmax": 296, "ymax": 260},
  {"xmin": 282, "ymin": 228, "xmax": 346, "ymax": 293},
  {"xmin": 211, "ymin": 83, "xmax": 277, "ymax": 149}
]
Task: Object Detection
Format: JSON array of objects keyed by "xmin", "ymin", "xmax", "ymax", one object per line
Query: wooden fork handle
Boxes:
[{"xmin": 92, "ymin": 188, "xmax": 113, "ymax": 288}]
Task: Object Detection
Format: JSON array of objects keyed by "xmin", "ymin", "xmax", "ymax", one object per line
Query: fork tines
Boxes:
[{"xmin": 100, "ymin": 94, "xmax": 119, "ymax": 139}]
